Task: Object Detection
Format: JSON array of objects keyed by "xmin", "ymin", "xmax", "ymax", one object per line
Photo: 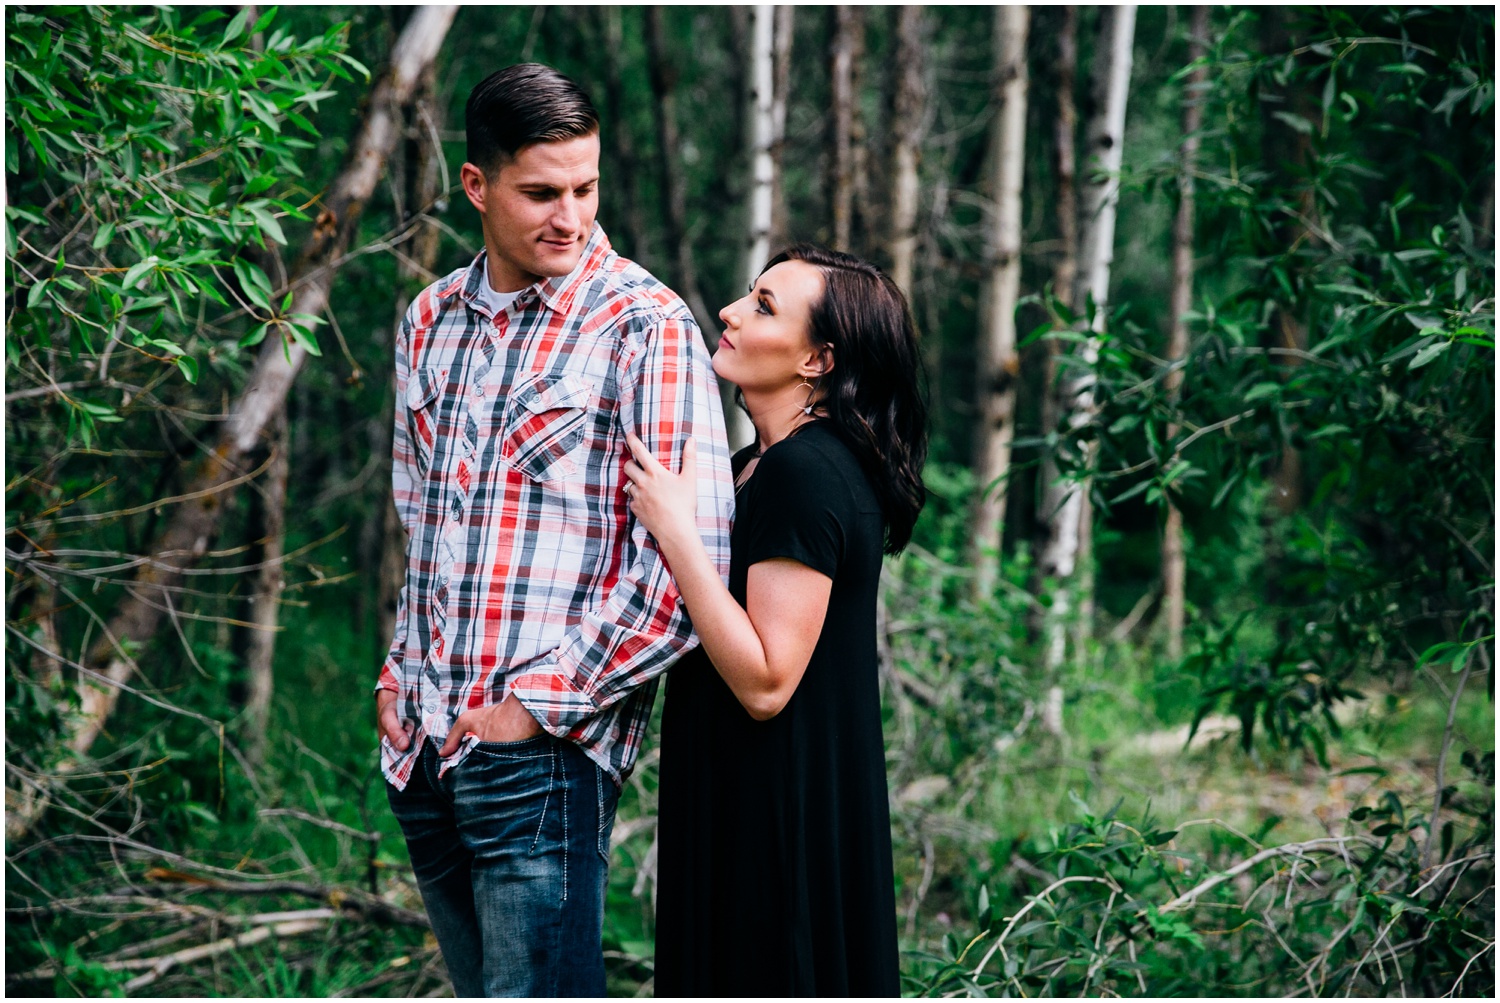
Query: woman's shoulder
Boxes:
[{"xmin": 757, "ymin": 422, "xmax": 869, "ymax": 502}]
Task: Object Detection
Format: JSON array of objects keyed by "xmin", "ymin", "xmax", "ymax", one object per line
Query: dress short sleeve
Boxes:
[{"xmin": 742, "ymin": 436, "xmax": 848, "ymax": 580}]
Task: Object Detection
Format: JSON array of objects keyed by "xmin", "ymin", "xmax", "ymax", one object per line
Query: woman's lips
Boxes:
[{"xmin": 718, "ymin": 334, "xmax": 735, "ymax": 351}]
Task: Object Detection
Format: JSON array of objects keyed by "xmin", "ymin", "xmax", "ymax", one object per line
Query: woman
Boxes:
[{"xmin": 622, "ymin": 244, "xmax": 927, "ymax": 996}]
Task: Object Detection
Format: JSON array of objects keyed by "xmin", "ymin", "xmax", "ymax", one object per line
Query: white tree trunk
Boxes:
[
  {"xmin": 1039, "ymin": 4, "xmax": 1135, "ymax": 666},
  {"xmin": 828, "ymin": 6, "xmax": 858, "ymax": 252},
  {"xmin": 732, "ymin": 4, "xmax": 780, "ymax": 451},
  {"xmin": 1163, "ymin": 6, "xmax": 1209, "ymax": 661},
  {"xmin": 969, "ymin": 5, "xmax": 1030, "ymax": 598},
  {"xmin": 243, "ymin": 412, "xmax": 288, "ymax": 764},
  {"xmin": 888, "ymin": 5, "xmax": 926, "ymax": 299}
]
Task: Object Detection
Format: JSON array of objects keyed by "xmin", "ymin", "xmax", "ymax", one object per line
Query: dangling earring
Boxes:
[{"xmin": 798, "ymin": 379, "xmax": 817, "ymax": 416}]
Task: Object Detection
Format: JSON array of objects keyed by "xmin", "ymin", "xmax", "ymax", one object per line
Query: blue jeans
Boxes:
[{"xmin": 386, "ymin": 734, "xmax": 619, "ymax": 997}]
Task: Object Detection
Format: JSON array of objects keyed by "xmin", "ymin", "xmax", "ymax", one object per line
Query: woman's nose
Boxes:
[{"xmin": 718, "ymin": 299, "xmax": 740, "ymax": 326}]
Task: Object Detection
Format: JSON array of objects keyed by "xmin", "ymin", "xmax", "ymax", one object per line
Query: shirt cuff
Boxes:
[{"xmin": 505, "ymin": 659, "xmax": 598, "ymax": 734}]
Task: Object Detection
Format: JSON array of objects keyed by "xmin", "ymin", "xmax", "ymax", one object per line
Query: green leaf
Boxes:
[
  {"xmin": 247, "ymin": 204, "xmax": 286, "ymax": 245},
  {"xmin": 239, "ymin": 322, "xmax": 271, "ymax": 348},
  {"xmin": 1408, "ymin": 341, "xmax": 1450, "ymax": 369},
  {"xmin": 252, "ymin": 5, "xmax": 278, "ymax": 34},
  {"xmin": 176, "ymin": 355, "xmax": 200, "ymax": 384},
  {"xmin": 232, "ymin": 257, "xmax": 273, "ymax": 310},
  {"xmin": 221, "ymin": 7, "xmax": 252, "ymax": 47},
  {"xmin": 27, "ymin": 279, "xmax": 50, "ymax": 309},
  {"xmin": 91, "ymin": 221, "xmax": 118, "ymax": 250},
  {"xmin": 287, "ymin": 320, "xmax": 322, "ymax": 357},
  {"xmin": 244, "ymin": 174, "xmax": 278, "ymax": 196},
  {"xmin": 1271, "ymin": 111, "xmax": 1314, "ymax": 135},
  {"xmin": 121, "ymin": 256, "xmax": 159, "ymax": 291},
  {"xmin": 1243, "ymin": 382, "xmax": 1280, "ymax": 403}
]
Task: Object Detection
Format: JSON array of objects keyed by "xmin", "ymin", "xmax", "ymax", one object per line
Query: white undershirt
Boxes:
[{"xmin": 474, "ymin": 273, "xmax": 524, "ymax": 319}]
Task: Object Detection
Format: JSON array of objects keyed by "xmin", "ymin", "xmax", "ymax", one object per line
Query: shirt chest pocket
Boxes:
[
  {"xmin": 405, "ymin": 366, "xmax": 446, "ymax": 478},
  {"xmin": 501, "ymin": 372, "xmax": 595, "ymax": 483}
]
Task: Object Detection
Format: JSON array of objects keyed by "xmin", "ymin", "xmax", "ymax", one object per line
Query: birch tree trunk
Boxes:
[
  {"xmin": 1038, "ymin": 4, "xmax": 1135, "ymax": 668},
  {"xmin": 644, "ymin": 6, "xmax": 715, "ymax": 335},
  {"xmin": 1034, "ymin": 5, "xmax": 1079, "ymax": 634},
  {"xmin": 829, "ymin": 6, "xmax": 856, "ymax": 252},
  {"xmin": 968, "ymin": 5, "xmax": 1030, "ymax": 598},
  {"xmin": 36, "ymin": 6, "xmax": 459, "ymax": 794},
  {"xmin": 1162, "ymin": 6, "xmax": 1209, "ymax": 661},
  {"xmin": 888, "ymin": 5, "xmax": 926, "ymax": 298},
  {"xmin": 645, "ymin": 7, "xmax": 749, "ymax": 449},
  {"xmin": 243, "ymin": 411, "xmax": 288, "ymax": 764},
  {"xmin": 734, "ymin": 3, "xmax": 781, "ymax": 451},
  {"xmin": 768, "ymin": 6, "xmax": 795, "ymax": 253},
  {"xmin": 598, "ymin": 6, "xmax": 650, "ymax": 260}
]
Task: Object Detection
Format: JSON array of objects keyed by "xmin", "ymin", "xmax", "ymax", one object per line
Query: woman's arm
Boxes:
[{"xmin": 625, "ymin": 435, "xmax": 831, "ymax": 720}]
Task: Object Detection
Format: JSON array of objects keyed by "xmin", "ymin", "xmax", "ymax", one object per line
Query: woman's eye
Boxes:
[{"xmin": 755, "ymin": 298, "xmax": 771, "ymax": 315}]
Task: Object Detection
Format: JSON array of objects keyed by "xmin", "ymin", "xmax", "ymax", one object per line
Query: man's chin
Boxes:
[{"xmin": 533, "ymin": 246, "xmax": 584, "ymax": 278}]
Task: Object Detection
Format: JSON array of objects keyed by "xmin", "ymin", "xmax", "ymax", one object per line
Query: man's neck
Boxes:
[{"xmin": 484, "ymin": 251, "xmax": 537, "ymax": 294}]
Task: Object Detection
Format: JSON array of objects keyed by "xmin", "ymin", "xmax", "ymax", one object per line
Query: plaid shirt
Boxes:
[{"xmin": 379, "ymin": 224, "xmax": 735, "ymax": 789}]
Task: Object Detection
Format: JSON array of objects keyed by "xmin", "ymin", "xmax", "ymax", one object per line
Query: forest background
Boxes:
[{"xmin": 3, "ymin": 4, "xmax": 1494, "ymax": 997}]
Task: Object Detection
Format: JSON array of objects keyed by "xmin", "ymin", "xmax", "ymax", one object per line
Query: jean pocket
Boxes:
[
  {"xmin": 500, "ymin": 372, "xmax": 593, "ymax": 483},
  {"xmin": 468, "ymin": 733, "xmax": 554, "ymax": 760},
  {"xmin": 458, "ymin": 740, "xmax": 559, "ymax": 858}
]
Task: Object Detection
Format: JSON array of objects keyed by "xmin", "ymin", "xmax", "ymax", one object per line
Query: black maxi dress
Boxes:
[{"xmin": 653, "ymin": 421, "xmax": 901, "ymax": 997}]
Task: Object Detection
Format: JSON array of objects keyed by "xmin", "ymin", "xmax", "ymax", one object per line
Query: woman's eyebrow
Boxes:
[{"xmin": 758, "ymin": 287, "xmax": 779, "ymax": 305}]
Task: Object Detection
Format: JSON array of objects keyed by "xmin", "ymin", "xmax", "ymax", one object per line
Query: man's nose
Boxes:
[{"xmin": 551, "ymin": 195, "xmax": 580, "ymax": 234}]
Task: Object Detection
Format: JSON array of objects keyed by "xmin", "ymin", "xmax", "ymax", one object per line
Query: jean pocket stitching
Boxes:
[
  {"xmin": 468, "ymin": 736, "xmax": 551, "ymax": 760},
  {"xmin": 526, "ymin": 744, "xmax": 556, "ymax": 860}
]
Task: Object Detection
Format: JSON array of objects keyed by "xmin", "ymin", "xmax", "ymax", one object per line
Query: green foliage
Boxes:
[
  {"xmin": 909, "ymin": 783, "xmax": 1494, "ymax": 996},
  {"xmin": 1052, "ymin": 6, "xmax": 1495, "ymax": 753},
  {"xmin": 5, "ymin": 5, "xmax": 355, "ymax": 435}
]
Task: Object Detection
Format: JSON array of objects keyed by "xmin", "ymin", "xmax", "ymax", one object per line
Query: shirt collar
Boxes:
[{"xmin": 444, "ymin": 223, "xmax": 613, "ymax": 316}]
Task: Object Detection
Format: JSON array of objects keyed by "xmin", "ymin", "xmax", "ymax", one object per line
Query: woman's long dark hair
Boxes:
[{"xmin": 760, "ymin": 244, "xmax": 928, "ymax": 554}]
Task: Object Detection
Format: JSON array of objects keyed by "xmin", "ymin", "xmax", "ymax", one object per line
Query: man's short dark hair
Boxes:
[{"xmin": 465, "ymin": 63, "xmax": 599, "ymax": 175}]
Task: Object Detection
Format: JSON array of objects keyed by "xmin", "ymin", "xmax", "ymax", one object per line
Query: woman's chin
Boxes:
[{"xmin": 710, "ymin": 355, "xmax": 739, "ymax": 386}]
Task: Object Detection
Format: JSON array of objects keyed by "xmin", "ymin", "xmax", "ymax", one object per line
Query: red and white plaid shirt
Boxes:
[{"xmin": 379, "ymin": 224, "xmax": 735, "ymax": 789}]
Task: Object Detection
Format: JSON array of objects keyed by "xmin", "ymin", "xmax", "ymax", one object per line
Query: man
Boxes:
[{"xmin": 376, "ymin": 63, "xmax": 734, "ymax": 997}]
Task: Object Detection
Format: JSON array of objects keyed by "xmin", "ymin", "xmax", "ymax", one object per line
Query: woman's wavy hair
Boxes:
[{"xmin": 760, "ymin": 244, "xmax": 928, "ymax": 554}]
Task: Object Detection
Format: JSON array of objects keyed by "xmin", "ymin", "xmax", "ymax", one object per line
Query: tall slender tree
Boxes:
[
  {"xmin": 645, "ymin": 7, "xmax": 748, "ymax": 448},
  {"xmin": 828, "ymin": 6, "xmax": 863, "ymax": 252},
  {"xmin": 1162, "ymin": 6, "xmax": 1209, "ymax": 661},
  {"xmin": 1038, "ymin": 4, "xmax": 1136, "ymax": 665},
  {"xmin": 888, "ymin": 5, "xmax": 927, "ymax": 299},
  {"xmin": 644, "ymin": 6, "xmax": 715, "ymax": 334},
  {"xmin": 768, "ymin": 6, "xmax": 795, "ymax": 254},
  {"xmin": 969, "ymin": 5, "xmax": 1031, "ymax": 598}
]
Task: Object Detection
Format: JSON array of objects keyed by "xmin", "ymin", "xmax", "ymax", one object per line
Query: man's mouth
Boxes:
[{"xmin": 540, "ymin": 236, "xmax": 577, "ymax": 250}]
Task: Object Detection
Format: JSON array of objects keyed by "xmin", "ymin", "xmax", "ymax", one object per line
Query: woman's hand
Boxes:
[{"xmin": 624, "ymin": 433, "xmax": 698, "ymax": 546}]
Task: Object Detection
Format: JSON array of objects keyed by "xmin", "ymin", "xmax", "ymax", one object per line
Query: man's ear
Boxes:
[{"xmin": 460, "ymin": 162, "xmax": 488, "ymax": 214}]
